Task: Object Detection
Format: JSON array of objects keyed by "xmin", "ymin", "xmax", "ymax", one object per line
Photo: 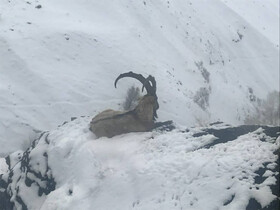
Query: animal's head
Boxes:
[{"xmin": 114, "ymin": 71, "xmax": 159, "ymax": 120}]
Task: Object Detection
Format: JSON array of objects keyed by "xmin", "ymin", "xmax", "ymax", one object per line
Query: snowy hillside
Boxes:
[
  {"xmin": 0, "ymin": 0, "xmax": 279, "ymax": 155},
  {"xmin": 0, "ymin": 117, "xmax": 279, "ymax": 210},
  {"xmin": 0, "ymin": 0, "xmax": 279, "ymax": 209}
]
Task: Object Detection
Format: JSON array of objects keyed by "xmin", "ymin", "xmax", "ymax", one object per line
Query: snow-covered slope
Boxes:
[
  {"xmin": 0, "ymin": 0, "xmax": 279, "ymax": 155},
  {"xmin": 0, "ymin": 118, "xmax": 279, "ymax": 210}
]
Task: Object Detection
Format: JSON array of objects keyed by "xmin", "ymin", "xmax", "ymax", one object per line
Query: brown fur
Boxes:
[{"xmin": 90, "ymin": 96, "xmax": 156, "ymax": 138}]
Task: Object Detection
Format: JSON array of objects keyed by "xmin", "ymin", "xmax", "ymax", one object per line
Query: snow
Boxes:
[
  {"xmin": 0, "ymin": 158, "xmax": 8, "ymax": 175},
  {"xmin": 0, "ymin": 0, "xmax": 279, "ymax": 155},
  {"xmin": 1, "ymin": 117, "xmax": 278, "ymax": 210},
  {"xmin": 221, "ymin": 0, "xmax": 279, "ymax": 46},
  {"xmin": 0, "ymin": 0, "xmax": 279, "ymax": 209}
]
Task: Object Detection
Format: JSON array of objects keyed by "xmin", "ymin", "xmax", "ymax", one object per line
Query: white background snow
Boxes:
[
  {"xmin": 0, "ymin": 0, "xmax": 279, "ymax": 155},
  {"xmin": 0, "ymin": 0, "xmax": 279, "ymax": 209}
]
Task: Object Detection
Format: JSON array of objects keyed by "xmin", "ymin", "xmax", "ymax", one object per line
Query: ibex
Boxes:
[{"xmin": 90, "ymin": 72, "xmax": 159, "ymax": 138}]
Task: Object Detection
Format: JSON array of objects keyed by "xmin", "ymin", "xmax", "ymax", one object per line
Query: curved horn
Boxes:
[
  {"xmin": 147, "ymin": 76, "xmax": 156, "ymax": 92},
  {"xmin": 114, "ymin": 71, "xmax": 154, "ymax": 95},
  {"xmin": 115, "ymin": 72, "xmax": 159, "ymax": 119},
  {"xmin": 142, "ymin": 75, "xmax": 159, "ymax": 119},
  {"xmin": 141, "ymin": 75, "xmax": 157, "ymax": 94},
  {"xmin": 147, "ymin": 75, "xmax": 159, "ymax": 119}
]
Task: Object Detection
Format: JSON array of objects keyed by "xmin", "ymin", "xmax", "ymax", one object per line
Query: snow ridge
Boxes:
[{"xmin": 0, "ymin": 117, "xmax": 279, "ymax": 210}]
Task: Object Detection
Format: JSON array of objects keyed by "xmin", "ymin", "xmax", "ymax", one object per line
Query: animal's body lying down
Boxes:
[{"xmin": 90, "ymin": 95, "xmax": 156, "ymax": 138}]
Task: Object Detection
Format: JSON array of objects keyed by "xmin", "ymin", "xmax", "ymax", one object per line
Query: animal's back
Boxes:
[
  {"xmin": 91, "ymin": 109, "xmax": 122, "ymax": 122},
  {"xmin": 90, "ymin": 112, "xmax": 149, "ymax": 138}
]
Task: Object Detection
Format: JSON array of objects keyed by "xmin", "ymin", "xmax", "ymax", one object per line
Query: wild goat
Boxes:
[{"xmin": 90, "ymin": 72, "xmax": 159, "ymax": 138}]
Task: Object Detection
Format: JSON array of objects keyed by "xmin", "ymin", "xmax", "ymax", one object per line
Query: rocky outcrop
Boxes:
[
  {"xmin": 0, "ymin": 120, "xmax": 279, "ymax": 210},
  {"xmin": 0, "ymin": 132, "xmax": 56, "ymax": 210}
]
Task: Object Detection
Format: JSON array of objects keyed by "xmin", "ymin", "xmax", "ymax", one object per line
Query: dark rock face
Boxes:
[
  {"xmin": 248, "ymin": 155, "xmax": 280, "ymax": 210},
  {"xmin": 200, "ymin": 125, "xmax": 279, "ymax": 210},
  {"xmin": 0, "ymin": 132, "xmax": 56, "ymax": 210},
  {"xmin": 204, "ymin": 125, "xmax": 279, "ymax": 148},
  {"xmin": 0, "ymin": 124, "xmax": 279, "ymax": 210},
  {"xmin": 0, "ymin": 176, "xmax": 13, "ymax": 210}
]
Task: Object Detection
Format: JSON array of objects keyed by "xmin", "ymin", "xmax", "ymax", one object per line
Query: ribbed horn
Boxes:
[{"xmin": 114, "ymin": 71, "xmax": 154, "ymax": 95}]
